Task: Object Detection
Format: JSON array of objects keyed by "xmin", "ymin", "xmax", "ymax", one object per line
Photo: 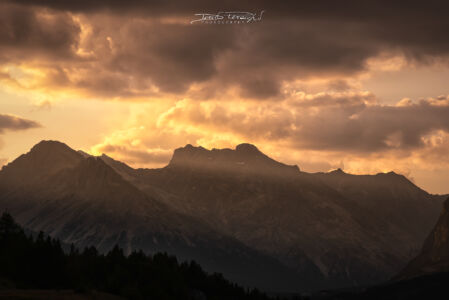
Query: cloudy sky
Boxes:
[{"xmin": 1, "ymin": 0, "xmax": 448, "ymax": 193}]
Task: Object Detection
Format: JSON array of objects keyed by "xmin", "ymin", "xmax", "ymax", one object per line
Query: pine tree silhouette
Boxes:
[{"xmin": 0, "ymin": 211, "xmax": 282, "ymax": 299}]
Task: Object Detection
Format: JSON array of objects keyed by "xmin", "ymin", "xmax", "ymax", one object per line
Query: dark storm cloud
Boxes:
[
  {"xmin": 0, "ymin": 3, "xmax": 80, "ymax": 62},
  {"xmin": 105, "ymin": 22, "xmax": 237, "ymax": 94},
  {"xmin": 7, "ymin": 0, "xmax": 448, "ymax": 21},
  {"xmin": 291, "ymin": 98, "xmax": 449, "ymax": 153},
  {"xmin": 0, "ymin": 114, "xmax": 41, "ymax": 133},
  {"xmin": 2, "ymin": 0, "xmax": 449, "ymax": 98},
  {"xmin": 295, "ymin": 100, "xmax": 449, "ymax": 152}
]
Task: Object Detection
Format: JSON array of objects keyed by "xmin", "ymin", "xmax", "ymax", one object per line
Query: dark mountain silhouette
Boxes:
[
  {"xmin": 313, "ymin": 169, "xmax": 443, "ymax": 264},
  {"xmin": 396, "ymin": 197, "xmax": 449, "ymax": 280},
  {"xmin": 0, "ymin": 140, "xmax": 83, "ymax": 189},
  {"xmin": 0, "ymin": 141, "xmax": 308, "ymax": 293},
  {"xmin": 313, "ymin": 197, "xmax": 449, "ymax": 300},
  {"xmin": 306, "ymin": 197, "xmax": 449, "ymax": 299},
  {"xmin": 0, "ymin": 140, "xmax": 445, "ymax": 292},
  {"xmin": 168, "ymin": 143, "xmax": 300, "ymax": 176},
  {"xmin": 102, "ymin": 144, "xmax": 444, "ymax": 289}
]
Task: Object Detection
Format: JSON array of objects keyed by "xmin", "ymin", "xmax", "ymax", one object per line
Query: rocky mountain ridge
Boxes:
[
  {"xmin": 0, "ymin": 141, "xmax": 308, "ymax": 292},
  {"xmin": 100, "ymin": 143, "xmax": 444, "ymax": 288},
  {"xmin": 0, "ymin": 140, "xmax": 445, "ymax": 291}
]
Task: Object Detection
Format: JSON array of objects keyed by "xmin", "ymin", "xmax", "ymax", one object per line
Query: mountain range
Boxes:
[{"xmin": 0, "ymin": 140, "xmax": 446, "ymax": 292}]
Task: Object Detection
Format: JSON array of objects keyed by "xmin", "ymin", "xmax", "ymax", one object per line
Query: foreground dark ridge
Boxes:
[
  {"xmin": 396, "ymin": 197, "xmax": 449, "ymax": 280},
  {"xmin": 0, "ymin": 212, "xmax": 275, "ymax": 300},
  {"xmin": 0, "ymin": 140, "xmax": 446, "ymax": 292},
  {"xmin": 313, "ymin": 197, "xmax": 449, "ymax": 299}
]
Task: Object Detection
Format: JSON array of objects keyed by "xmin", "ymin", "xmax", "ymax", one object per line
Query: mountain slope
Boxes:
[
  {"xmin": 396, "ymin": 197, "xmax": 449, "ymax": 280},
  {"xmin": 102, "ymin": 144, "xmax": 443, "ymax": 289},
  {"xmin": 0, "ymin": 140, "xmax": 83, "ymax": 189},
  {"xmin": 0, "ymin": 212, "xmax": 274, "ymax": 300},
  {"xmin": 0, "ymin": 141, "xmax": 311, "ymax": 292},
  {"xmin": 1, "ymin": 141, "xmax": 444, "ymax": 291},
  {"xmin": 313, "ymin": 170, "xmax": 443, "ymax": 262}
]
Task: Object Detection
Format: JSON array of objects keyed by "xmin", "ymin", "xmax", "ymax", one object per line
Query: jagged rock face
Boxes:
[
  {"xmin": 168, "ymin": 143, "xmax": 300, "ymax": 176},
  {"xmin": 0, "ymin": 140, "xmax": 445, "ymax": 292},
  {"xmin": 397, "ymin": 198, "xmax": 449, "ymax": 280},
  {"xmin": 113, "ymin": 144, "xmax": 443, "ymax": 289},
  {"xmin": 0, "ymin": 141, "xmax": 315, "ymax": 292}
]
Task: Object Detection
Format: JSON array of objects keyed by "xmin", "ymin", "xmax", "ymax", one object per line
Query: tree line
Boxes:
[{"xmin": 0, "ymin": 211, "xmax": 292, "ymax": 300}]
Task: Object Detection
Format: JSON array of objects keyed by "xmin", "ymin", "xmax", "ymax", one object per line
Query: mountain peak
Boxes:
[
  {"xmin": 31, "ymin": 140, "xmax": 72, "ymax": 153},
  {"xmin": 329, "ymin": 168, "xmax": 346, "ymax": 175},
  {"xmin": 26, "ymin": 140, "xmax": 82, "ymax": 164},
  {"xmin": 0, "ymin": 140, "xmax": 83, "ymax": 185},
  {"xmin": 184, "ymin": 143, "xmax": 199, "ymax": 150},
  {"xmin": 169, "ymin": 143, "xmax": 300, "ymax": 175},
  {"xmin": 99, "ymin": 152, "xmax": 136, "ymax": 181},
  {"xmin": 235, "ymin": 143, "xmax": 260, "ymax": 154}
]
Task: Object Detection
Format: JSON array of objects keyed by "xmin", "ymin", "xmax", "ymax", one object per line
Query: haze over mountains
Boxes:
[{"xmin": 0, "ymin": 140, "xmax": 445, "ymax": 292}]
